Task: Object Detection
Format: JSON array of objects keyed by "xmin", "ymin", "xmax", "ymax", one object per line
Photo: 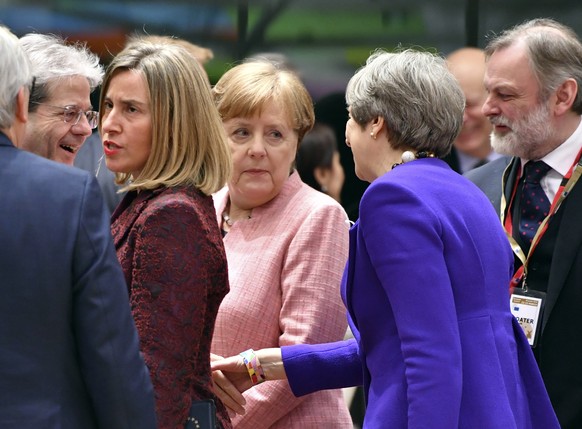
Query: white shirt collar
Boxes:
[
  {"xmin": 521, "ymin": 117, "xmax": 582, "ymax": 177},
  {"xmin": 518, "ymin": 117, "xmax": 582, "ymax": 201}
]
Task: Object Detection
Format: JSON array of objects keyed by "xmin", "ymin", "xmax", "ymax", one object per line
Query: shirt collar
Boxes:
[
  {"xmin": 457, "ymin": 148, "xmax": 504, "ymax": 173},
  {"xmin": 523, "ymin": 116, "xmax": 582, "ymax": 177}
]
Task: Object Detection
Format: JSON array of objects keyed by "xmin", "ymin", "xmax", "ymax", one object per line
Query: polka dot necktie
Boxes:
[{"xmin": 519, "ymin": 160, "xmax": 551, "ymax": 247}]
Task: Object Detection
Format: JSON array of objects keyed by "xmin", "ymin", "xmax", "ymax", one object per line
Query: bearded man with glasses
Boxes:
[{"xmin": 18, "ymin": 33, "xmax": 103, "ymax": 165}]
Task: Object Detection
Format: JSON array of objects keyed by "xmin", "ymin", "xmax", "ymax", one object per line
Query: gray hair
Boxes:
[
  {"xmin": 485, "ymin": 18, "xmax": 582, "ymax": 114},
  {"xmin": 0, "ymin": 25, "xmax": 32, "ymax": 129},
  {"xmin": 346, "ymin": 49, "xmax": 464, "ymax": 157},
  {"xmin": 19, "ymin": 33, "xmax": 104, "ymax": 108}
]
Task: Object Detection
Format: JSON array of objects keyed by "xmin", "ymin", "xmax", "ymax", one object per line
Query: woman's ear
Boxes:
[{"xmin": 370, "ymin": 116, "xmax": 385, "ymax": 139}]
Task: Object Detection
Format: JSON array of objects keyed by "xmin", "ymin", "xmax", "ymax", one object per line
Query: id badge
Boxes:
[{"xmin": 510, "ymin": 288, "xmax": 546, "ymax": 348}]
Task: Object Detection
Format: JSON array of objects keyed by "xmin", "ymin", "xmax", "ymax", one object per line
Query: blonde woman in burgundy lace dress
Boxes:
[{"xmin": 100, "ymin": 39, "xmax": 233, "ymax": 429}]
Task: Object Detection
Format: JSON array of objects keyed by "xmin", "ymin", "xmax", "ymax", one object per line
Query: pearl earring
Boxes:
[{"xmin": 370, "ymin": 132, "xmax": 376, "ymax": 139}]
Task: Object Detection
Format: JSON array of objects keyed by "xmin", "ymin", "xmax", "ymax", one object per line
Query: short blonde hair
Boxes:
[
  {"xmin": 212, "ymin": 60, "xmax": 314, "ymax": 145},
  {"xmin": 99, "ymin": 40, "xmax": 231, "ymax": 194}
]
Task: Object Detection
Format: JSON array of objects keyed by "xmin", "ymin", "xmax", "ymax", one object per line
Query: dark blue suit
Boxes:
[
  {"xmin": 0, "ymin": 132, "xmax": 156, "ymax": 428},
  {"xmin": 283, "ymin": 159, "xmax": 559, "ymax": 428}
]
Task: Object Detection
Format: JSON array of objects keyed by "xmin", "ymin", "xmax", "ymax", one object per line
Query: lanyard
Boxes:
[{"xmin": 501, "ymin": 148, "xmax": 582, "ymax": 289}]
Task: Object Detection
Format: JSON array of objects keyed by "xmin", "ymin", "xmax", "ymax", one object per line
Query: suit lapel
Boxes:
[
  {"xmin": 110, "ymin": 190, "xmax": 157, "ymax": 249},
  {"xmin": 502, "ymin": 158, "xmax": 520, "ymax": 216},
  {"xmin": 543, "ymin": 178, "xmax": 582, "ymax": 330},
  {"xmin": 470, "ymin": 156, "xmax": 513, "ymax": 216},
  {"xmin": 443, "ymin": 147, "xmax": 461, "ymax": 173},
  {"xmin": 343, "ymin": 221, "xmax": 360, "ymax": 329}
]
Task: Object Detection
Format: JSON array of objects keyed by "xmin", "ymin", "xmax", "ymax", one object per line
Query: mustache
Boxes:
[{"xmin": 489, "ymin": 116, "xmax": 510, "ymax": 127}]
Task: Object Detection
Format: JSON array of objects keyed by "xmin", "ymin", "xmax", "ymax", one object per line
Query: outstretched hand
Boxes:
[
  {"xmin": 211, "ymin": 348, "xmax": 286, "ymax": 416},
  {"xmin": 211, "ymin": 353, "xmax": 252, "ymax": 416}
]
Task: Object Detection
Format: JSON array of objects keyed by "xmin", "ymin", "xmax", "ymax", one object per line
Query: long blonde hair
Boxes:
[{"xmin": 99, "ymin": 40, "xmax": 231, "ymax": 194}]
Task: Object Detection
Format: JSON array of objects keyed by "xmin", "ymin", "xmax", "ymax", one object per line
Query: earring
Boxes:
[{"xmin": 370, "ymin": 132, "xmax": 376, "ymax": 139}]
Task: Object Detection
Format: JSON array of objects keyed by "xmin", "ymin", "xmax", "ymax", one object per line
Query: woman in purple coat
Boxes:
[{"xmin": 212, "ymin": 49, "xmax": 560, "ymax": 428}]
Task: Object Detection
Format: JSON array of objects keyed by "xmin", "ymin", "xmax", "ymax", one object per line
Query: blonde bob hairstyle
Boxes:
[
  {"xmin": 212, "ymin": 59, "xmax": 315, "ymax": 146},
  {"xmin": 99, "ymin": 40, "xmax": 231, "ymax": 194}
]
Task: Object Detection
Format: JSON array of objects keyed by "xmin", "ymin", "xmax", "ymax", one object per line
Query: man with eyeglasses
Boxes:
[
  {"xmin": 18, "ymin": 33, "xmax": 102, "ymax": 165},
  {"xmin": 18, "ymin": 33, "xmax": 124, "ymax": 214}
]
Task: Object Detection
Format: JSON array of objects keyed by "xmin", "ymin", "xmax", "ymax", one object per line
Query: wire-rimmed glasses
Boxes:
[{"xmin": 30, "ymin": 101, "xmax": 99, "ymax": 129}]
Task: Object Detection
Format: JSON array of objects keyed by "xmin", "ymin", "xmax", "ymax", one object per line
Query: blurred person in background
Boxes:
[
  {"xmin": 443, "ymin": 47, "xmax": 504, "ymax": 173},
  {"xmin": 132, "ymin": 34, "xmax": 215, "ymax": 82},
  {"xmin": 315, "ymin": 92, "xmax": 368, "ymax": 220},
  {"xmin": 296, "ymin": 122, "xmax": 345, "ymax": 202}
]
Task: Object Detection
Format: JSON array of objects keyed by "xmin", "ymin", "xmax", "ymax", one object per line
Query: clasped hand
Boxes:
[
  {"xmin": 211, "ymin": 348, "xmax": 285, "ymax": 417},
  {"xmin": 211, "ymin": 353, "xmax": 250, "ymax": 417}
]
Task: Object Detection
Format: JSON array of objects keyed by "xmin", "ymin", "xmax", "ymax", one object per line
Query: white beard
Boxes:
[{"xmin": 490, "ymin": 100, "xmax": 555, "ymax": 160}]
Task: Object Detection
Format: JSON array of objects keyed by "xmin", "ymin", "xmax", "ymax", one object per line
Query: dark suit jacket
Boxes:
[
  {"xmin": 283, "ymin": 159, "xmax": 559, "ymax": 428},
  {"xmin": 442, "ymin": 146, "xmax": 462, "ymax": 173},
  {"xmin": 467, "ymin": 155, "xmax": 582, "ymax": 429},
  {"xmin": 111, "ymin": 186, "xmax": 231, "ymax": 429},
  {"xmin": 0, "ymin": 133, "xmax": 156, "ymax": 429}
]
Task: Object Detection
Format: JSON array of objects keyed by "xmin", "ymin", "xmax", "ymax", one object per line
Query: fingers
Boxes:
[
  {"xmin": 211, "ymin": 355, "xmax": 247, "ymax": 373},
  {"xmin": 212, "ymin": 369, "xmax": 246, "ymax": 415},
  {"xmin": 210, "ymin": 353, "xmax": 224, "ymax": 362},
  {"xmin": 215, "ymin": 385, "xmax": 245, "ymax": 416}
]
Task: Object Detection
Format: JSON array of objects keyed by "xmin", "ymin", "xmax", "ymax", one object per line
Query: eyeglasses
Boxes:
[{"xmin": 30, "ymin": 101, "xmax": 99, "ymax": 130}]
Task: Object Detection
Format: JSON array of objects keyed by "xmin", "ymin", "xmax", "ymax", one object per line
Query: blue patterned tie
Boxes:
[{"xmin": 519, "ymin": 160, "xmax": 551, "ymax": 246}]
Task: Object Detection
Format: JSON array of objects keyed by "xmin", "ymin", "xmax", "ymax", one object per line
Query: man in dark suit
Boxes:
[
  {"xmin": 466, "ymin": 18, "xmax": 582, "ymax": 429},
  {"xmin": 0, "ymin": 25, "xmax": 157, "ymax": 428}
]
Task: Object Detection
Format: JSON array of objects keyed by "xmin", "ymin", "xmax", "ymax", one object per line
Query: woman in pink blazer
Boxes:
[{"xmin": 210, "ymin": 60, "xmax": 353, "ymax": 428}]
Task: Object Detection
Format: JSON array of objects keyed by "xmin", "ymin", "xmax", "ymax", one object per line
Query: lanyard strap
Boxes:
[{"xmin": 501, "ymin": 149, "xmax": 582, "ymax": 288}]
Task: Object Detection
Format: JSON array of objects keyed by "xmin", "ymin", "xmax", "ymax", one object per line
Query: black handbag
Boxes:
[{"xmin": 184, "ymin": 399, "xmax": 217, "ymax": 429}]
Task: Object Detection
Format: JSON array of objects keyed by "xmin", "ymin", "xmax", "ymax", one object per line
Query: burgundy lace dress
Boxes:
[{"xmin": 111, "ymin": 185, "xmax": 231, "ymax": 429}]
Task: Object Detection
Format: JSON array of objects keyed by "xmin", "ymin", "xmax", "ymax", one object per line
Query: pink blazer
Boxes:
[{"xmin": 212, "ymin": 172, "xmax": 352, "ymax": 428}]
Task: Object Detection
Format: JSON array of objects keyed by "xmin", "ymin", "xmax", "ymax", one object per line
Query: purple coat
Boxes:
[{"xmin": 282, "ymin": 158, "xmax": 559, "ymax": 428}]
